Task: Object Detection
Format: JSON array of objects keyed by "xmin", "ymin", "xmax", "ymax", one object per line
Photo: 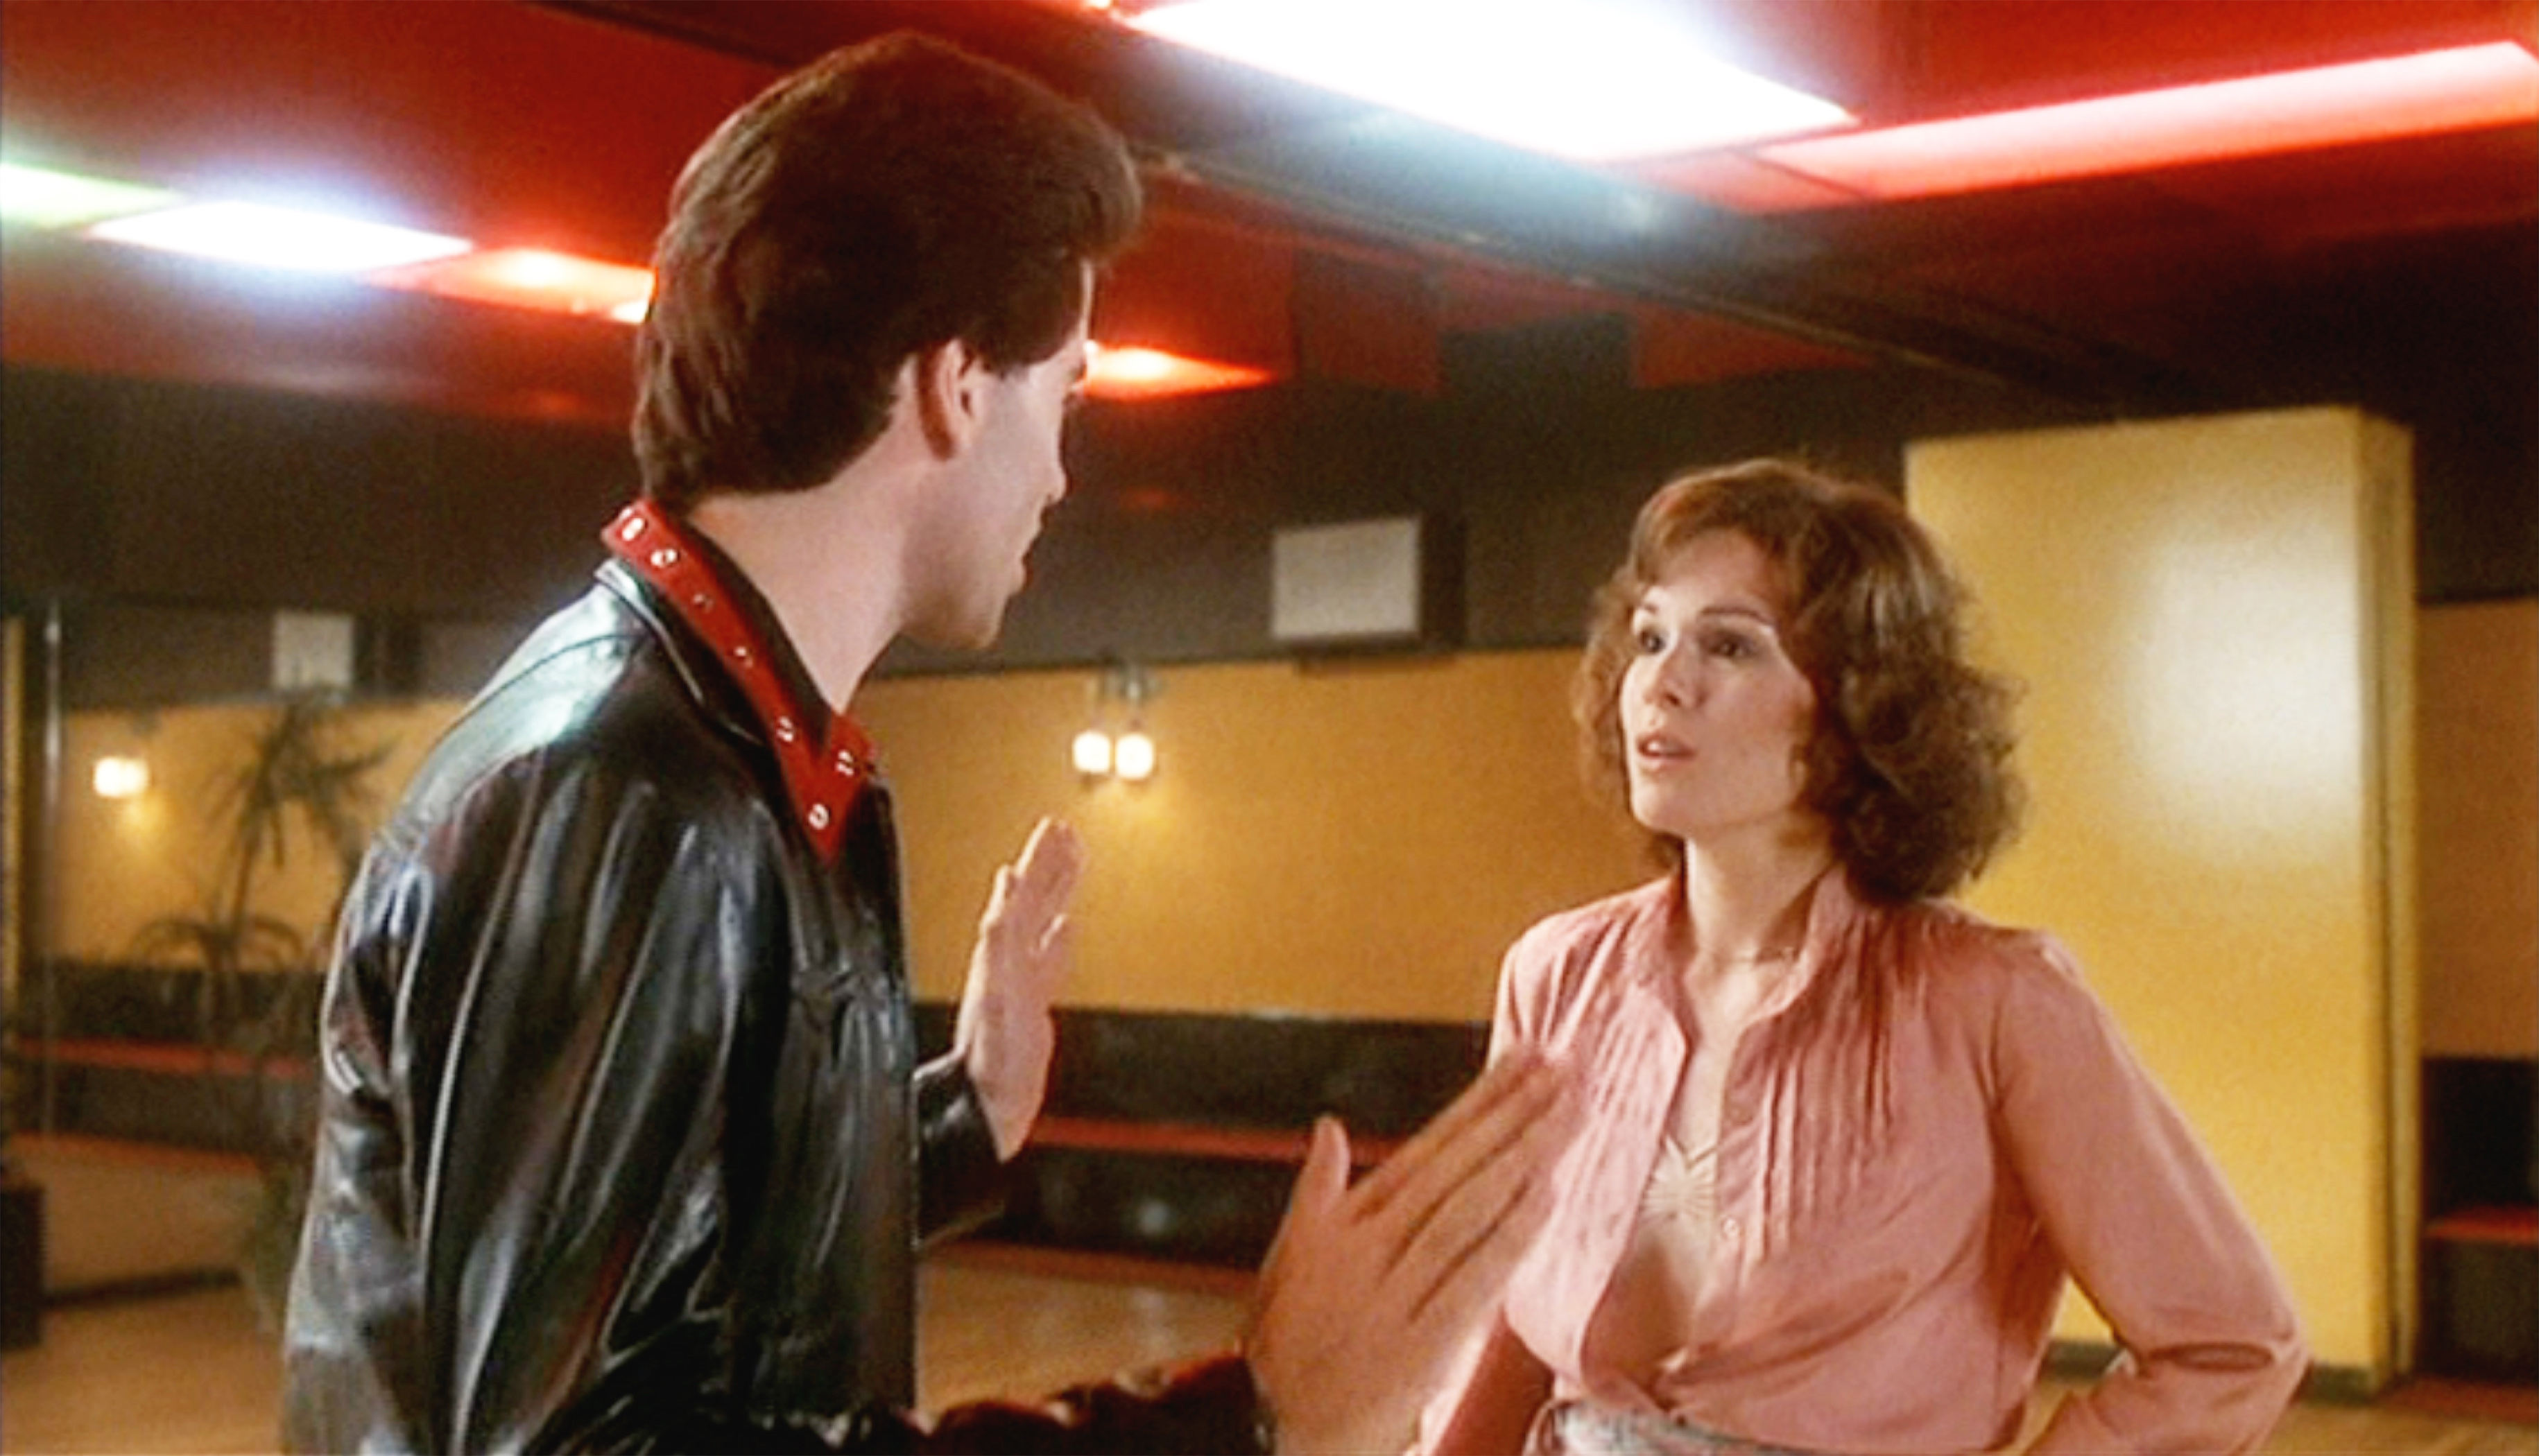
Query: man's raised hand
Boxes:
[
  {"xmin": 952, "ymin": 817, "xmax": 1083, "ymax": 1158},
  {"xmin": 1246, "ymin": 1052, "xmax": 1580, "ymax": 1456}
]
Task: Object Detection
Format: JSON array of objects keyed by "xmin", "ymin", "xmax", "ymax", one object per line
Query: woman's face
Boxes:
[{"xmin": 1619, "ymin": 530, "xmax": 1825, "ymax": 851}]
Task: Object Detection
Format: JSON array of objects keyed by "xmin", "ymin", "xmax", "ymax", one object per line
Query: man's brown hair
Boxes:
[{"xmin": 634, "ymin": 33, "xmax": 1142, "ymax": 510}]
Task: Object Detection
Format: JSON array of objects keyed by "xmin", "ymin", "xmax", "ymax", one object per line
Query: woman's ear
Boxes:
[{"xmin": 913, "ymin": 338, "xmax": 986, "ymax": 460}]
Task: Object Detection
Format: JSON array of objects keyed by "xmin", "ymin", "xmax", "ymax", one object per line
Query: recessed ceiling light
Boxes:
[
  {"xmin": 1129, "ymin": 0, "xmax": 1852, "ymax": 160},
  {"xmin": 367, "ymin": 247, "xmax": 655, "ymax": 322},
  {"xmin": 87, "ymin": 199, "xmax": 471, "ymax": 273},
  {"xmin": 0, "ymin": 162, "xmax": 180, "ymax": 229},
  {"xmin": 1725, "ymin": 40, "xmax": 2539, "ymax": 207},
  {"xmin": 1086, "ymin": 343, "xmax": 1276, "ymax": 399}
]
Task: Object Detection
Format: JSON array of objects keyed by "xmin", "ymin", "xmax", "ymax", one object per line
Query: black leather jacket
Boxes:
[{"xmin": 282, "ymin": 508, "xmax": 1259, "ymax": 1453}]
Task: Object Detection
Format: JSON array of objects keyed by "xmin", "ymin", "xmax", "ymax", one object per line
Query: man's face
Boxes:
[{"xmin": 907, "ymin": 292, "xmax": 1091, "ymax": 650}]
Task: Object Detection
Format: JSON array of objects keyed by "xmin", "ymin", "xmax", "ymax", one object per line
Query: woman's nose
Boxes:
[{"xmin": 1639, "ymin": 651, "xmax": 1692, "ymax": 707}]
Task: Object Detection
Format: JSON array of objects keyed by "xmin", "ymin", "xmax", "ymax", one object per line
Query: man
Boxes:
[{"xmin": 282, "ymin": 33, "xmax": 1574, "ymax": 1455}]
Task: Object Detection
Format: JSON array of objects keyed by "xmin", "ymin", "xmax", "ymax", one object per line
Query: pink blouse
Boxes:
[{"xmin": 1422, "ymin": 871, "xmax": 2305, "ymax": 1455}]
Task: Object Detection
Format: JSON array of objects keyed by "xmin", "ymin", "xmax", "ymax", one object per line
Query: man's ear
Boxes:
[{"xmin": 913, "ymin": 338, "xmax": 986, "ymax": 460}]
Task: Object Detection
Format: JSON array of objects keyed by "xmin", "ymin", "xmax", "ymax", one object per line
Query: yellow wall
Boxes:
[
  {"xmin": 52, "ymin": 699, "xmax": 461, "ymax": 964},
  {"xmin": 1907, "ymin": 407, "xmax": 2415, "ymax": 1382},
  {"xmin": 2417, "ymin": 599, "xmax": 2539, "ymax": 1059},
  {"xmin": 49, "ymin": 655, "xmax": 1650, "ymax": 1016},
  {"xmin": 858, "ymin": 652, "xmax": 1651, "ymax": 1019}
]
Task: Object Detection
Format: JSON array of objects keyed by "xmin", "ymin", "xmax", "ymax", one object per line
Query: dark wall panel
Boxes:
[{"xmin": 7, "ymin": 331, "xmax": 2533, "ymax": 712}]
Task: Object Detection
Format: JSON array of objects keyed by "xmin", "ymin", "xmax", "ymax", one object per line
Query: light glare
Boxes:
[
  {"xmin": 1071, "ymin": 729, "xmax": 1115, "ymax": 777},
  {"xmin": 93, "ymin": 756, "xmax": 151, "ymax": 800},
  {"xmin": 1131, "ymin": 0, "xmax": 1851, "ymax": 160},
  {"xmin": 0, "ymin": 162, "xmax": 181, "ymax": 229},
  {"xmin": 368, "ymin": 247, "xmax": 655, "ymax": 322},
  {"xmin": 87, "ymin": 200, "xmax": 472, "ymax": 273},
  {"xmin": 1112, "ymin": 729, "xmax": 1157, "ymax": 783},
  {"xmin": 1085, "ymin": 345, "xmax": 1275, "ymax": 399}
]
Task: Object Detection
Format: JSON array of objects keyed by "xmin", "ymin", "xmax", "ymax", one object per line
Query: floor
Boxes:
[
  {"xmin": 6, "ymin": 1250, "xmax": 2533, "ymax": 1455},
  {"xmin": 3, "ymin": 1138, "xmax": 2531, "ymax": 1453}
]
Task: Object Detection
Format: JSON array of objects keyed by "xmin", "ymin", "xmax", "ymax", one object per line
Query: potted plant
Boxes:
[{"xmin": 128, "ymin": 690, "xmax": 387, "ymax": 1327}]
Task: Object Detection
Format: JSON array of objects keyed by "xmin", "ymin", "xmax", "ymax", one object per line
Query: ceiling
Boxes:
[{"xmin": 3, "ymin": 0, "xmax": 2534, "ymax": 433}]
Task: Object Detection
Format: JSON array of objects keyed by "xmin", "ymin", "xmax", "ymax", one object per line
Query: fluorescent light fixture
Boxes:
[
  {"xmin": 87, "ymin": 199, "xmax": 472, "ymax": 273},
  {"xmin": 1085, "ymin": 343, "xmax": 1276, "ymax": 399},
  {"xmin": 0, "ymin": 162, "xmax": 182, "ymax": 229},
  {"xmin": 1728, "ymin": 41, "xmax": 2539, "ymax": 207},
  {"xmin": 368, "ymin": 247, "xmax": 655, "ymax": 322},
  {"xmin": 1129, "ymin": 0, "xmax": 1851, "ymax": 160}
]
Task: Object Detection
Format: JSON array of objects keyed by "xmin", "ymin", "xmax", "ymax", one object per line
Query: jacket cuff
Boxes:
[{"xmin": 914, "ymin": 1052, "xmax": 1008, "ymax": 1245}]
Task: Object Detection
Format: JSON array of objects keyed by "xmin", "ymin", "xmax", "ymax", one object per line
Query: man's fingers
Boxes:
[
  {"xmin": 1035, "ymin": 912, "xmax": 1073, "ymax": 963},
  {"xmin": 1260, "ymin": 1116, "xmax": 1350, "ymax": 1287},
  {"xmin": 1013, "ymin": 818, "xmax": 1083, "ymax": 908},
  {"xmin": 1348, "ymin": 1053, "xmax": 1569, "ymax": 1226},
  {"xmin": 1398, "ymin": 1123, "xmax": 1565, "ymax": 1327}
]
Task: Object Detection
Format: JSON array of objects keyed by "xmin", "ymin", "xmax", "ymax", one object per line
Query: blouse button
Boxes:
[
  {"xmin": 808, "ymin": 804, "xmax": 832, "ymax": 831},
  {"xmin": 648, "ymin": 546, "xmax": 681, "ymax": 569},
  {"xmin": 836, "ymin": 749, "xmax": 859, "ymax": 775},
  {"xmin": 774, "ymin": 716, "xmax": 798, "ymax": 744}
]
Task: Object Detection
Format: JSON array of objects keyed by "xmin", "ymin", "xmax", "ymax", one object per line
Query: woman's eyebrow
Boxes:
[{"xmin": 1694, "ymin": 603, "xmax": 1787, "ymax": 634}]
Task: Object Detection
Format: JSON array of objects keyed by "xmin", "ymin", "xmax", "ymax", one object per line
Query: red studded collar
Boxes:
[{"xmin": 604, "ymin": 500, "xmax": 873, "ymax": 863}]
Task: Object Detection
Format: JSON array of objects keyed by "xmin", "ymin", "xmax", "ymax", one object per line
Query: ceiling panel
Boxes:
[{"xmin": 1, "ymin": 0, "xmax": 2531, "ymax": 425}]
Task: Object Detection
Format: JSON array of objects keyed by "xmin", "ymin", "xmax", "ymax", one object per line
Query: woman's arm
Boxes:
[{"xmin": 1991, "ymin": 937, "xmax": 2306, "ymax": 1455}]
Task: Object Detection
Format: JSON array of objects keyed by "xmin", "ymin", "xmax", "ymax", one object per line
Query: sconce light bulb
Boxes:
[
  {"xmin": 1071, "ymin": 728, "xmax": 1115, "ymax": 777},
  {"xmin": 94, "ymin": 754, "xmax": 151, "ymax": 800},
  {"xmin": 1113, "ymin": 729, "xmax": 1157, "ymax": 783}
]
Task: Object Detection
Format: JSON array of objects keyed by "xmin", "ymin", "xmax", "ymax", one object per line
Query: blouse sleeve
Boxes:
[{"xmin": 1989, "ymin": 935, "xmax": 2307, "ymax": 1454}]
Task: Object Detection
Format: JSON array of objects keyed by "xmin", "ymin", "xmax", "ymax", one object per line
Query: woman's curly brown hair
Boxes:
[{"xmin": 1574, "ymin": 460, "xmax": 2023, "ymax": 903}]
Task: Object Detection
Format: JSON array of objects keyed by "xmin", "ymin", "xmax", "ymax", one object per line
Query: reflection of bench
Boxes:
[
  {"xmin": 21, "ymin": 969, "xmax": 1490, "ymax": 1272},
  {"xmin": 921, "ymin": 1005, "xmax": 1483, "ymax": 1269},
  {"xmin": 1032, "ymin": 1117, "xmax": 1402, "ymax": 1168},
  {"xmin": 15, "ymin": 959, "xmax": 320, "ymax": 1156},
  {"xmin": 2420, "ymin": 1057, "xmax": 2538, "ymax": 1385},
  {"xmin": 24, "ymin": 1036, "xmax": 315, "ymax": 1157}
]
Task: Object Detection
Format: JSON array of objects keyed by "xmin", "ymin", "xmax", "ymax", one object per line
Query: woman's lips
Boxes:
[{"xmin": 1633, "ymin": 731, "xmax": 1690, "ymax": 765}]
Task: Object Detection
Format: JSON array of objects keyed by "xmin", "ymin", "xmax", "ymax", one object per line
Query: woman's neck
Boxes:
[{"xmin": 1677, "ymin": 829, "xmax": 1836, "ymax": 983}]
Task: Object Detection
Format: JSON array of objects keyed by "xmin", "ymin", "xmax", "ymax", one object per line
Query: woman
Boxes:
[{"xmin": 1422, "ymin": 461, "xmax": 2304, "ymax": 1455}]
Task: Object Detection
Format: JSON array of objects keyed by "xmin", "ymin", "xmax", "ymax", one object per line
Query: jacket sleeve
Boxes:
[
  {"xmin": 915, "ymin": 1051, "xmax": 1008, "ymax": 1245},
  {"xmin": 1989, "ymin": 936, "xmax": 2307, "ymax": 1454},
  {"xmin": 286, "ymin": 748, "xmax": 800, "ymax": 1453}
]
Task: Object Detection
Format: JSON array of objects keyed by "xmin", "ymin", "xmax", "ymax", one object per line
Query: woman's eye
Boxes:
[
  {"xmin": 1633, "ymin": 625, "xmax": 1667, "ymax": 654},
  {"xmin": 1702, "ymin": 629, "xmax": 1762, "ymax": 660}
]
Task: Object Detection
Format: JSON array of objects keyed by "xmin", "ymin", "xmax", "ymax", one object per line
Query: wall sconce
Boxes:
[
  {"xmin": 93, "ymin": 754, "xmax": 151, "ymax": 800},
  {"xmin": 1073, "ymin": 659, "xmax": 1160, "ymax": 783}
]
